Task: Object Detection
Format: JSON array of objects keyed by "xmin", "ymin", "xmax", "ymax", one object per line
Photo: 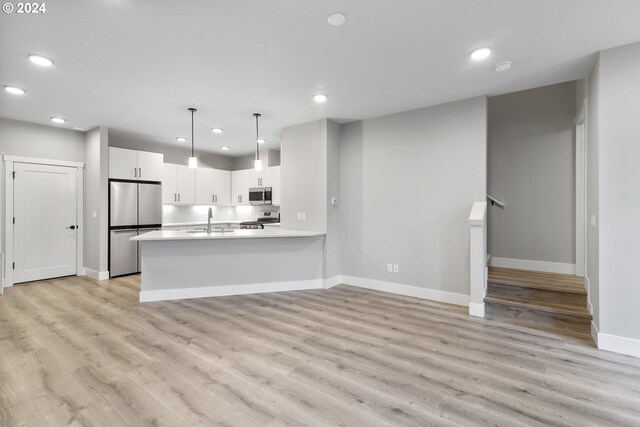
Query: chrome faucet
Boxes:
[{"xmin": 207, "ymin": 207, "xmax": 213, "ymax": 234}]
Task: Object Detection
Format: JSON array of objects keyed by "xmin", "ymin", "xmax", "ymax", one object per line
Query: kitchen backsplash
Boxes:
[{"xmin": 163, "ymin": 204, "xmax": 280, "ymax": 224}]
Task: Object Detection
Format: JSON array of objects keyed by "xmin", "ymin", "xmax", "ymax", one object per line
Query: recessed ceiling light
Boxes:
[
  {"xmin": 313, "ymin": 94, "xmax": 328, "ymax": 103},
  {"xmin": 494, "ymin": 61, "xmax": 513, "ymax": 72},
  {"xmin": 51, "ymin": 117, "xmax": 66, "ymax": 124},
  {"xmin": 176, "ymin": 137, "xmax": 187, "ymax": 142},
  {"xmin": 470, "ymin": 47, "xmax": 492, "ymax": 61},
  {"xmin": 257, "ymin": 138, "xmax": 265, "ymax": 144},
  {"xmin": 4, "ymin": 85, "xmax": 25, "ymax": 95},
  {"xmin": 72, "ymin": 125, "xmax": 89, "ymax": 131},
  {"xmin": 220, "ymin": 145, "xmax": 230, "ymax": 151},
  {"xmin": 327, "ymin": 13, "xmax": 346, "ymax": 26},
  {"xmin": 28, "ymin": 54, "xmax": 54, "ymax": 67},
  {"xmin": 211, "ymin": 128, "xmax": 223, "ymax": 134}
]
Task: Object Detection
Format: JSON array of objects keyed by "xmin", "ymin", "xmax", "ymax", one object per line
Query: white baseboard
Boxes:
[
  {"xmin": 591, "ymin": 321, "xmax": 599, "ymax": 346},
  {"xmin": 490, "ymin": 257, "xmax": 576, "ymax": 275},
  {"xmin": 597, "ymin": 332, "xmax": 640, "ymax": 358},
  {"xmin": 340, "ymin": 275, "xmax": 469, "ymax": 307},
  {"xmin": 469, "ymin": 302, "xmax": 485, "ymax": 317},
  {"xmin": 139, "ymin": 279, "xmax": 323, "ymax": 303},
  {"xmin": 324, "ymin": 275, "xmax": 342, "ymax": 289},
  {"xmin": 84, "ymin": 268, "xmax": 109, "ymax": 281}
]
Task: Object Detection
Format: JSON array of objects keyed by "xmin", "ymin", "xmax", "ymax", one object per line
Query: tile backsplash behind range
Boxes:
[{"xmin": 163, "ymin": 205, "xmax": 279, "ymax": 224}]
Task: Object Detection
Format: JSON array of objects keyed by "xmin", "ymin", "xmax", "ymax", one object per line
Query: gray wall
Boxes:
[
  {"xmin": 280, "ymin": 120, "xmax": 328, "ymax": 232},
  {"xmin": 232, "ymin": 149, "xmax": 281, "ymax": 170},
  {"xmin": 84, "ymin": 127, "xmax": 109, "ymax": 273},
  {"xmin": 597, "ymin": 41, "xmax": 640, "ymax": 341},
  {"xmin": 109, "ymin": 129, "xmax": 234, "ymax": 170},
  {"xmin": 487, "ymin": 82, "xmax": 576, "ymax": 264},
  {"xmin": 0, "ymin": 117, "xmax": 85, "ymax": 162},
  {"xmin": 325, "ymin": 120, "xmax": 341, "ymax": 279},
  {"xmin": 340, "ymin": 97, "xmax": 487, "ymax": 295}
]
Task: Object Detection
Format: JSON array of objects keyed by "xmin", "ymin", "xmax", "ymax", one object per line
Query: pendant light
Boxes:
[
  {"xmin": 253, "ymin": 113, "xmax": 263, "ymax": 171},
  {"xmin": 188, "ymin": 107, "xmax": 198, "ymax": 169}
]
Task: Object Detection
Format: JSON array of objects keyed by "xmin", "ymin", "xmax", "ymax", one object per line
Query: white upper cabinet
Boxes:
[
  {"xmin": 213, "ymin": 169, "xmax": 231, "ymax": 206},
  {"xmin": 269, "ymin": 166, "xmax": 281, "ymax": 206},
  {"xmin": 253, "ymin": 168, "xmax": 269, "ymax": 188},
  {"xmin": 162, "ymin": 163, "xmax": 177, "ymax": 203},
  {"xmin": 163, "ymin": 163, "xmax": 195, "ymax": 205},
  {"xmin": 109, "ymin": 147, "xmax": 163, "ymax": 181},
  {"xmin": 166, "ymin": 163, "xmax": 231, "ymax": 206},
  {"xmin": 136, "ymin": 151, "xmax": 164, "ymax": 182},
  {"xmin": 231, "ymin": 169, "xmax": 252, "ymax": 206},
  {"xmin": 175, "ymin": 165, "xmax": 196, "ymax": 205},
  {"xmin": 195, "ymin": 168, "xmax": 215, "ymax": 205}
]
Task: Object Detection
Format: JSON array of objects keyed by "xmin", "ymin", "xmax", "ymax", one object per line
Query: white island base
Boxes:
[{"xmin": 132, "ymin": 229, "xmax": 326, "ymax": 302}]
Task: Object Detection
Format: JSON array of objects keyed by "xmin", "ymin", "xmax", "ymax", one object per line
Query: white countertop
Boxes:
[
  {"xmin": 162, "ymin": 220, "xmax": 244, "ymax": 227},
  {"xmin": 133, "ymin": 228, "xmax": 325, "ymax": 241}
]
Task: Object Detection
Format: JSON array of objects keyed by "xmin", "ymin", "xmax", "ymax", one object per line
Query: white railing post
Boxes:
[{"xmin": 469, "ymin": 201, "xmax": 487, "ymax": 317}]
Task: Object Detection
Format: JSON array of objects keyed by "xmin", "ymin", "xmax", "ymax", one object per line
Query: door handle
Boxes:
[
  {"xmin": 215, "ymin": 195, "xmax": 217, "ymax": 203},
  {"xmin": 174, "ymin": 193, "xmax": 177, "ymax": 202},
  {"xmin": 138, "ymin": 168, "xmax": 142, "ymax": 178},
  {"xmin": 134, "ymin": 168, "xmax": 137, "ymax": 178},
  {"xmin": 66, "ymin": 225, "xmax": 76, "ymax": 230},
  {"xmin": 178, "ymin": 193, "xmax": 181, "ymax": 202}
]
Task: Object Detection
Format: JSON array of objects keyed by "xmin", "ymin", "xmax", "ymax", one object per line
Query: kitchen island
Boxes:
[{"xmin": 132, "ymin": 228, "xmax": 326, "ymax": 302}]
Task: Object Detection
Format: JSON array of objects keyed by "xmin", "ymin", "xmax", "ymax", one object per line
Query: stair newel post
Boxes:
[{"xmin": 469, "ymin": 201, "xmax": 488, "ymax": 317}]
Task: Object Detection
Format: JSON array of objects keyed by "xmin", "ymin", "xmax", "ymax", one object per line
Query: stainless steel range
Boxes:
[{"xmin": 240, "ymin": 211, "xmax": 280, "ymax": 229}]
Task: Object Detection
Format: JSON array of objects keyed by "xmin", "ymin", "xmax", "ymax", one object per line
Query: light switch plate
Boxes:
[
  {"xmin": 301, "ymin": 212, "xmax": 306, "ymax": 220},
  {"xmin": 386, "ymin": 264, "xmax": 393, "ymax": 273},
  {"xmin": 92, "ymin": 211, "xmax": 97, "ymax": 219},
  {"xmin": 393, "ymin": 264, "xmax": 399, "ymax": 273},
  {"xmin": 591, "ymin": 215, "xmax": 596, "ymax": 228},
  {"xmin": 297, "ymin": 212, "xmax": 302, "ymax": 220},
  {"xmin": 331, "ymin": 198, "xmax": 337, "ymax": 206}
]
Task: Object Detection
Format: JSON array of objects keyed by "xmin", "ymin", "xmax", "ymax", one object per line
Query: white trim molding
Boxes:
[
  {"xmin": 597, "ymin": 332, "xmax": 640, "ymax": 358},
  {"xmin": 340, "ymin": 275, "xmax": 469, "ymax": 307},
  {"xmin": 84, "ymin": 268, "xmax": 109, "ymax": 281},
  {"xmin": 3, "ymin": 155, "xmax": 85, "ymax": 169},
  {"xmin": 140, "ymin": 279, "xmax": 323, "ymax": 302},
  {"xmin": 591, "ymin": 321, "xmax": 599, "ymax": 346},
  {"xmin": 490, "ymin": 257, "xmax": 576, "ymax": 275},
  {"xmin": 468, "ymin": 302, "xmax": 485, "ymax": 317},
  {"xmin": 323, "ymin": 275, "xmax": 342, "ymax": 289}
]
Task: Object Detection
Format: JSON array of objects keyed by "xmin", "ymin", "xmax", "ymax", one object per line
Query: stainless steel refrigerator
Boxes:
[{"xmin": 109, "ymin": 181, "xmax": 162, "ymax": 277}]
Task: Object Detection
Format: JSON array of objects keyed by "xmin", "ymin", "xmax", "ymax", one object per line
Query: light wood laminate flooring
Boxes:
[{"xmin": 1, "ymin": 275, "xmax": 640, "ymax": 426}]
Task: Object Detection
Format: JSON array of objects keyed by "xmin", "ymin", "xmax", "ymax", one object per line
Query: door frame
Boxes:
[
  {"xmin": 2, "ymin": 156, "xmax": 84, "ymax": 288},
  {"xmin": 575, "ymin": 100, "xmax": 588, "ymax": 278}
]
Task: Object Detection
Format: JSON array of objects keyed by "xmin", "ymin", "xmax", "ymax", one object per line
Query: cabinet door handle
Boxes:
[
  {"xmin": 174, "ymin": 193, "xmax": 177, "ymax": 202},
  {"xmin": 178, "ymin": 193, "xmax": 181, "ymax": 202},
  {"xmin": 134, "ymin": 168, "xmax": 137, "ymax": 178},
  {"xmin": 139, "ymin": 168, "xmax": 142, "ymax": 178}
]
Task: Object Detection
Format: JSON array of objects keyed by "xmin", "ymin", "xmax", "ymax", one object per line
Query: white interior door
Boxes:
[{"xmin": 14, "ymin": 162, "xmax": 77, "ymax": 283}]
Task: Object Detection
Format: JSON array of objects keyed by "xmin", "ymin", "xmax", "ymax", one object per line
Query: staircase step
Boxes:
[
  {"xmin": 484, "ymin": 302, "xmax": 593, "ymax": 341},
  {"xmin": 487, "ymin": 283, "xmax": 587, "ymax": 308},
  {"xmin": 484, "ymin": 294, "xmax": 592, "ymax": 319},
  {"xmin": 488, "ymin": 267, "xmax": 586, "ymax": 295}
]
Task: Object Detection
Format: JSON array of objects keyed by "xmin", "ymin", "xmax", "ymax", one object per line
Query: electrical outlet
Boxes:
[
  {"xmin": 386, "ymin": 264, "xmax": 393, "ymax": 273},
  {"xmin": 297, "ymin": 212, "xmax": 301, "ymax": 220},
  {"xmin": 331, "ymin": 197, "xmax": 337, "ymax": 206},
  {"xmin": 301, "ymin": 212, "xmax": 306, "ymax": 220},
  {"xmin": 393, "ymin": 264, "xmax": 399, "ymax": 273}
]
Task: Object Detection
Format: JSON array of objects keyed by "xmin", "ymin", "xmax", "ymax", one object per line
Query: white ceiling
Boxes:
[{"xmin": 1, "ymin": 0, "xmax": 640, "ymax": 156}]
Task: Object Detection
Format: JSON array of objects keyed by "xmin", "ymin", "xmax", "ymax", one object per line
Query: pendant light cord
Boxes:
[
  {"xmin": 188, "ymin": 107, "xmax": 197, "ymax": 158},
  {"xmin": 254, "ymin": 113, "xmax": 261, "ymax": 161}
]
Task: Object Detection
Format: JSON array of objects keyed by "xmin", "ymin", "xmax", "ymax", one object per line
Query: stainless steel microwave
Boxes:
[{"xmin": 249, "ymin": 187, "xmax": 272, "ymax": 205}]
